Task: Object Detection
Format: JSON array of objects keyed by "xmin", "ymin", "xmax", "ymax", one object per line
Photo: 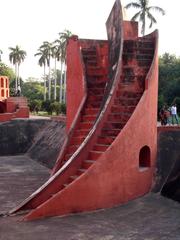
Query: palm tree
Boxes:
[
  {"xmin": 35, "ymin": 48, "xmax": 48, "ymax": 100},
  {"xmin": 39, "ymin": 41, "xmax": 53, "ymax": 100},
  {"xmin": 58, "ymin": 29, "xmax": 72, "ymax": 103},
  {"xmin": 125, "ymin": 0, "xmax": 165, "ymax": 36},
  {"xmin": 51, "ymin": 43, "xmax": 61, "ymax": 101},
  {"xmin": 0, "ymin": 49, "xmax": 3, "ymax": 62},
  {"xmin": 9, "ymin": 45, "xmax": 26, "ymax": 92}
]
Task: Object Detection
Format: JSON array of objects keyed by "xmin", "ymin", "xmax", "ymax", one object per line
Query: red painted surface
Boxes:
[
  {"xmin": 0, "ymin": 76, "xmax": 9, "ymax": 101},
  {"xmin": 0, "ymin": 96, "xmax": 29, "ymax": 121},
  {"xmin": 66, "ymin": 35, "xmax": 87, "ymax": 132},
  {"xmin": 123, "ymin": 21, "xmax": 138, "ymax": 39},
  {"xmin": 10, "ymin": 0, "xmax": 158, "ymax": 221},
  {"xmin": 52, "ymin": 38, "xmax": 109, "ymax": 174}
]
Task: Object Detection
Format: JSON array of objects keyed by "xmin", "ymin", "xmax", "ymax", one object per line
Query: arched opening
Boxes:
[
  {"xmin": 1, "ymin": 77, "xmax": 4, "ymax": 88},
  {"xmin": 6, "ymin": 90, "xmax": 9, "ymax": 97},
  {"xmin": 1, "ymin": 89, "xmax": 4, "ymax": 97},
  {"xmin": 6, "ymin": 78, "xmax": 8, "ymax": 88},
  {"xmin": 139, "ymin": 145, "xmax": 151, "ymax": 169}
]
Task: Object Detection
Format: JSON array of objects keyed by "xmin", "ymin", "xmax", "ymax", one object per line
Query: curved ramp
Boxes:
[{"xmin": 9, "ymin": 0, "xmax": 158, "ymax": 220}]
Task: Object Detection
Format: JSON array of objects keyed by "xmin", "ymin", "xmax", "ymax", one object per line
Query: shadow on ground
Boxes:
[{"xmin": 0, "ymin": 155, "xmax": 180, "ymax": 240}]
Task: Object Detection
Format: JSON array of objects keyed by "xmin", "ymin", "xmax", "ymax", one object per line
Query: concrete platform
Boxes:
[{"xmin": 0, "ymin": 155, "xmax": 180, "ymax": 240}]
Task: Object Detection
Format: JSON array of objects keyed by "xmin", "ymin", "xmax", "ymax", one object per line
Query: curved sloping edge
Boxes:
[
  {"xmin": 51, "ymin": 36, "xmax": 88, "ymax": 174},
  {"xmin": 9, "ymin": 1, "xmax": 158, "ymax": 221},
  {"xmin": 9, "ymin": 0, "xmax": 124, "ymax": 217},
  {"xmin": 21, "ymin": 30, "xmax": 158, "ymax": 221}
]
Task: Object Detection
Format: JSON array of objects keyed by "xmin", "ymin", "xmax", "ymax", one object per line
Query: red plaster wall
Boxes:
[
  {"xmin": 0, "ymin": 76, "xmax": 9, "ymax": 101},
  {"xmin": 0, "ymin": 97, "xmax": 30, "ymax": 121},
  {"xmin": 23, "ymin": 30, "xmax": 159, "ymax": 221},
  {"xmin": 123, "ymin": 21, "xmax": 138, "ymax": 39},
  {"xmin": 66, "ymin": 36, "xmax": 87, "ymax": 132},
  {"xmin": 0, "ymin": 113, "xmax": 13, "ymax": 122}
]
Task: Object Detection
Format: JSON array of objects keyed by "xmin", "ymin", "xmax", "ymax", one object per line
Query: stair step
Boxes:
[
  {"xmin": 86, "ymin": 60, "xmax": 98, "ymax": 67},
  {"xmin": 71, "ymin": 136, "xmax": 86, "ymax": 145},
  {"xmin": 82, "ymin": 114, "xmax": 97, "ymax": 122},
  {"xmin": 123, "ymin": 40, "xmax": 154, "ymax": 50},
  {"xmin": 88, "ymin": 88, "xmax": 105, "ymax": 95},
  {"xmin": 88, "ymin": 80, "xmax": 107, "ymax": 89},
  {"xmin": 62, "ymin": 183, "xmax": 69, "ymax": 188},
  {"xmin": 104, "ymin": 122, "xmax": 126, "ymax": 129},
  {"xmin": 77, "ymin": 168, "xmax": 86, "ymax": 176},
  {"xmin": 87, "ymin": 69, "xmax": 108, "ymax": 77},
  {"xmin": 86, "ymin": 101, "xmax": 102, "ymax": 108},
  {"xmin": 74, "ymin": 129, "xmax": 90, "ymax": 136},
  {"xmin": 82, "ymin": 48, "xmax": 96, "ymax": 54},
  {"xmin": 87, "ymin": 94, "xmax": 104, "ymax": 102},
  {"xmin": 123, "ymin": 53, "xmax": 153, "ymax": 61},
  {"xmin": 137, "ymin": 59, "xmax": 152, "ymax": 67},
  {"xmin": 82, "ymin": 160, "xmax": 95, "ymax": 169},
  {"xmin": 79, "ymin": 121, "xmax": 94, "ymax": 129},
  {"xmin": 108, "ymin": 113, "xmax": 131, "ymax": 122},
  {"xmin": 69, "ymin": 175, "xmax": 79, "ymax": 183},
  {"xmin": 101, "ymin": 128, "xmax": 121, "ymax": 136},
  {"xmin": 84, "ymin": 107, "xmax": 99, "ymax": 115},
  {"xmin": 88, "ymin": 151, "xmax": 103, "ymax": 160},
  {"xmin": 116, "ymin": 90, "xmax": 142, "ymax": 98},
  {"xmin": 93, "ymin": 144, "xmax": 109, "ymax": 152},
  {"xmin": 114, "ymin": 98, "xmax": 140, "ymax": 106},
  {"xmin": 97, "ymin": 136, "xmax": 116, "ymax": 145},
  {"xmin": 111, "ymin": 105, "xmax": 135, "ymax": 113},
  {"xmin": 67, "ymin": 145, "xmax": 79, "ymax": 154}
]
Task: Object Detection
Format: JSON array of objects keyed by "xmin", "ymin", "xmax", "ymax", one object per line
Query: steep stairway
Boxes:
[
  {"xmin": 52, "ymin": 45, "xmax": 109, "ymax": 172},
  {"xmin": 57, "ymin": 38, "xmax": 155, "ymax": 180},
  {"xmin": 9, "ymin": 35, "xmax": 156, "ymax": 220}
]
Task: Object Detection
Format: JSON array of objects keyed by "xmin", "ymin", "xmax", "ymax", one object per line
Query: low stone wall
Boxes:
[
  {"xmin": 27, "ymin": 120, "xmax": 66, "ymax": 169},
  {"xmin": 0, "ymin": 119, "xmax": 66, "ymax": 169},
  {"xmin": 153, "ymin": 127, "xmax": 180, "ymax": 194}
]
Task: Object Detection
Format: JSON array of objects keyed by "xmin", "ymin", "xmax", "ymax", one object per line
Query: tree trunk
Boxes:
[
  {"xmin": 59, "ymin": 61, "xmax": 63, "ymax": 103},
  {"xmin": 48, "ymin": 56, "xmax": 51, "ymax": 100},
  {"xmin": 63, "ymin": 63, "xmax": 67, "ymax": 103},
  {"xmin": 44, "ymin": 64, "xmax": 46, "ymax": 101},
  {"xmin": 17, "ymin": 63, "xmax": 20, "ymax": 87},
  {"xmin": 15, "ymin": 64, "xmax": 17, "ymax": 92},
  {"xmin": 54, "ymin": 58, "xmax": 57, "ymax": 101}
]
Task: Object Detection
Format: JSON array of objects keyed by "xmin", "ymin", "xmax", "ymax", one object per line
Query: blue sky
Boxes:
[{"xmin": 0, "ymin": 0, "xmax": 179, "ymax": 80}]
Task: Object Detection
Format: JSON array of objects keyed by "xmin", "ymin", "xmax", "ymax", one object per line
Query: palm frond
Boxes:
[
  {"xmin": 147, "ymin": 12, "xmax": 157, "ymax": 28},
  {"xmin": 125, "ymin": 2, "xmax": 141, "ymax": 9},
  {"xmin": 131, "ymin": 11, "xmax": 141, "ymax": 21},
  {"xmin": 148, "ymin": 6, "xmax": 165, "ymax": 15}
]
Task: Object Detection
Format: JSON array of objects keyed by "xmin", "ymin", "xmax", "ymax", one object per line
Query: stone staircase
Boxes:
[{"xmin": 53, "ymin": 45, "xmax": 108, "ymax": 169}]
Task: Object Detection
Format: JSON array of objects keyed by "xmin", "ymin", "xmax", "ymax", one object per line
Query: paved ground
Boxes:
[{"xmin": 0, "ymin": 155, "xmax": 180, "ymax": 240}]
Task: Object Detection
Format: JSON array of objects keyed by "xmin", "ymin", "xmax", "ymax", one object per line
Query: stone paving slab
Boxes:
[{"xmin": 0, "ymin": 155, "xmax": 180, "ymax": 240}]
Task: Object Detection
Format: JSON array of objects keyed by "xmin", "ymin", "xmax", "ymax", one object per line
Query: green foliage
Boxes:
[
  {"xmin": 60, "ymin": 103, "xmax": 66, "ymax": 114},
  {"xmin": 29, "ymin": 99, "xmax": 42, "ymax": 113},
  {"xmin": 22, "ymin": 81, "xmax": 44, "ymax": 100},
  {"xmin": 0, "ymin": 62, "xmax": 15, "ymax": 80},
  {"xmin": 159, "ymin": 53, "xmax": 180, "ymax": 113},
  {"xmin": 41, "ymin": 100, "xmax": 52, "ymax": 114},
  {"xmin": 50, "ymin": 101, "xmax": 61, "ymax": 115}
]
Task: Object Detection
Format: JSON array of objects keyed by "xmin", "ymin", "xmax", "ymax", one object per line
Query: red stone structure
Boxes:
[
  {"xmin": 0, "ymin": 76, "xmax": 9, "ymax": 101},
  {"xmin": 0, "ymin": 76, "xmax": 29, "ymax": 121},
  {"xmin": 10, "ymin": 0, "xmax": 158, "ymax": 220}
]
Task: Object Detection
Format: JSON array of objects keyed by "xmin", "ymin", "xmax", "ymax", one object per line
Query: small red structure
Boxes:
[
  {"xmin": 0, "ymin": 76, "xmax": 9, "ymax": 101},
  {"xmin": 9, "ymin": 0, "xmax": 158, "ymax": 220},
  {"xmin": 0, "ymin": 76, "xmax": 29, "ymax": 121}
]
